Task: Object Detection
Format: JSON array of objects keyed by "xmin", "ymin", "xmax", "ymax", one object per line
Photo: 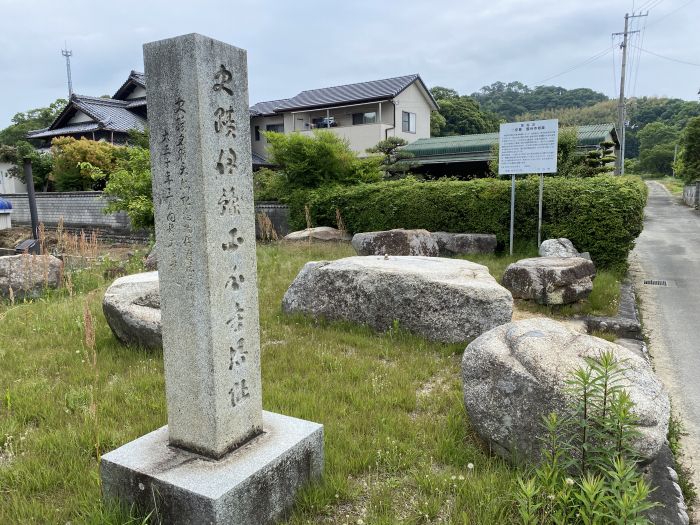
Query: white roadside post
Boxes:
[{"xmin": 498, "ymin": 119, "xmax": 559, "ymax": 255}]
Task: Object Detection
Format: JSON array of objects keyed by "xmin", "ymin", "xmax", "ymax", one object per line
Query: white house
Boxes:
[{"xmin": 249, "ymin": 74, "xmax": 438, "ymax": 161}]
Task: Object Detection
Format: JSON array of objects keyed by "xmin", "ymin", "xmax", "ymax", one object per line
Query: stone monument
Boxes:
[{"xmin": 100, "ymin": 33, "xmax": 323, "ymax": 524}]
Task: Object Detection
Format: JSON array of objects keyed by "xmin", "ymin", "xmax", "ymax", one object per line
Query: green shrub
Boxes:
[
  {"xmin": 51, "ymin": 136, "xmax": 124, "ymax": 191},
  {"xmin": 289, "ymin": 175, "xmax": 647, "ymax": 269},
  {"xmin": 517, "ymin": 351, "xmax": 656, "ymax": 524},
  {"xmin": 264, "ymin": 130, "xmax": 381, "ymax": 189},
  {"xmin": 253, "ymin": 167, "xmax": 287, "ymax": 201}
]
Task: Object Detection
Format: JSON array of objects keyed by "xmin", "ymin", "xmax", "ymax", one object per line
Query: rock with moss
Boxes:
[
  {"xmin": 284, "ymin": 227, "xmax": 351, "ymax": 242},
  {"xmin": 282, "ymin": 255, "xmax": 512, "ymax": 343},
  {"xmin": 502, "ymin": 256, "xmax": 596, "ymax": 305},
  {"xmin": 351, "ymin": 229, "xmax": 439, "ymax": 256},
  {"xmin": 432, "ymin": 232, "xmax": 497, "ymax": 256},
  {"xmin": 461, "ymin": 318, "xmax": 670, "ymax": 464},
  {"xmin": 103, "ymin": 272, "xmax": 161, "ymax": 349}
]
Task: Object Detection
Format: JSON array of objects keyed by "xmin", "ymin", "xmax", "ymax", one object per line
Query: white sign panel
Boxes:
[{"xmin": 498, "ymin": 119, "xmax": 559, "ymax": 175}]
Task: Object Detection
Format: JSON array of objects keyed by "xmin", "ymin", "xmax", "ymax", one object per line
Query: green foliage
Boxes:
[
  {"xmin": 430, "ymin": 86, "xmax": 501, "ymax": 136},
  {"xmin": 289, "ymin": 175, "xmax": 647, "ymax": 269},
  {"xmin": 471, "ymin": 81, "xmax": 608, "ymax": 122},
  {"xmin": 126, "ymin": 128, "xmax": 150, "ymax": 149},
  {"xmin": 98, "ymin": 147, "xmax": 154, "ymax": 230},
  {"xmin": 635, "ymin": 122, "xmax": 680, "ymax": 176},
  {"xmin": 253, "ymin": 167, "xmax": 288, "ymax": 201},
  {"xmin": 0, "ymin": 98, "xmax": 67, "ymax": 146},
  {"xmin": 678, "ymin": 116, "xmax": 700, "ymax": 183},
  {"xmin": 584, "ymin": 141, "xmax": 616, "ymax": 176},
  {"xmin": 516, "ymin": 352, "xmax": 657, "ymax": 524},
  {"xmin": 264, "ymin": 130, "xmax": 381, "ymax": 189},
  {"xmin": 365, "ymin": 137, "xmax": 415, "ymax": 179},
  {"xmin": 0, "ymin": 141, "xmax": 54, "ymax": 191},
  {"xmin": 51, "ymin": 137, "xmax": 124, "ymax": 191}
]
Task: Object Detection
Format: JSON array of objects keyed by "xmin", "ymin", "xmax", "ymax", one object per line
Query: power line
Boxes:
[
  {"xmin": 535, "ymin": 47, "xmax": 612, "ymax": 84},
  {"xmin": 632, "ymin": 44, "xmax": 700, "ymax": 66},
  {"xmin": 646, "ymin": 0, "xmax": 696, "ymax": 27}
]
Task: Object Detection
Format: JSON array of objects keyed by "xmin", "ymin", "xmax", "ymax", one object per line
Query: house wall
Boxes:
[
  {"xmin": 128, "ymin": 86, "xmax": 147, "ymax": 99},
  {"xmin": 391, "ymin": 82, "xmax": 432, "ymax": 143},
  {"xmin": 68, "ymin": 111, "xmax": 94, "ymax": 124},
  {"xmin": 0, "ymin": 162, "xmax": 27, "ymax": 194},
  {"xmin": 250, "ymin": 115, "xmax": 285, "ymax": 159}
]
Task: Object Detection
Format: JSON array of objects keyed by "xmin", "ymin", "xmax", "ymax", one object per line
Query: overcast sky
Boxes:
[{"xmin": 1, "ymin": 0, "xmax": 698, "ymax": 128}]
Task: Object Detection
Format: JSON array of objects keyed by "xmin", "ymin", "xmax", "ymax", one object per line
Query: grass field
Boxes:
[{"xmin": 0, "ymin": 242, "xmax": 621, "ymax": 524}]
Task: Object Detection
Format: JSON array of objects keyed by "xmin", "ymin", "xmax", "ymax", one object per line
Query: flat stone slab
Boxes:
[
  {"xmin": 282, "ymin": 256, "xmax": 513, "ymax": 343},
  {"xmin": 284, "ymin": 226, "xmax": 351, "ymax": 242},
  {"xmin": 461, "ymin": 318, "xmax": 670, "ymax": 464},
  {"xmin": 351, "ymin": 229, "xmax": 439, "ymax": 256},
  {"xmin": 502, "ymin": 256, "xmax": 596, "ymax": 305},
  {"xmin": 0, "ymin": 254, "xmax": 63, "ymax": 299},
  {"xmin": 101, "ymin": 411, "xmax": 323, "ymax": 525},
  {"xmin": 103, "ymin": 272, "xmax": 161, "ymax": 350},
  {"xmin": 432, "ymin": 232, "xmax": 497, "ymax": 256}
]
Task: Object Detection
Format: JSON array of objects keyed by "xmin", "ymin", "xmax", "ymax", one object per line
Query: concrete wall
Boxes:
[
  {"xmin": 250, "ymin": 115, "xmax": 285, "ymax": 159},
  {"xmin": 0, "ymin": 191, "xmax": 291, "ymax": 239},
  {"xmin": 0, "ymin": 192, "xmax": 131, "ymax": 231},
  {"xmin": 683, "ymin": 183, "xmax": 699, "ymax": 208},
  {"xmin": 0, "ymin": 162, "xmax": 27, "ymax": 194}
]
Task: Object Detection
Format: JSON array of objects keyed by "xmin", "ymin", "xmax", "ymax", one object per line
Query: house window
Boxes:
[
  {"xmin": 254, "ymin": 125, "xmax": 260, "ymax": 141},
  {"xmin": 402, "ymin": 111, "xmax": 416, "ymax": 133},
  {"xmin": 266, "ymin": 123, "xmax": 284, "ymax": 133},
  {"xmin": 352, "ymin": 112, "xmax": 377, "ymax": 125}
]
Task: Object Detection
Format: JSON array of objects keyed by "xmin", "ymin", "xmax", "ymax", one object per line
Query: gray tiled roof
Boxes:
[
  {"xmin": 26, "ymin": 122, "xmax": 102, "ymax": 139},
  {"xmin": 271, "ymin": 74, "xmax": 429, "ymax": 112},
  {"xmin": 72, "ymin": 95, "xmax": 147, "ymax": 133},
  {"xmin": 250, "ymin": 98, "xmax": 291, "ymax": 117},
  {"xmin": 114, "ymin": 70, "xmax": 146, "ymax": 100}
]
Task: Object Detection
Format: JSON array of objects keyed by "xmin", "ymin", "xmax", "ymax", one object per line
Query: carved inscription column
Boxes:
[{"xmin": 144, "ymin": 34, "xmax": 261, "ymax": 458}]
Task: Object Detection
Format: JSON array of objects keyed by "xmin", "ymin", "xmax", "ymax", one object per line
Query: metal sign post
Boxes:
[
  {"xmin": 538, "ymin": 173, "xmax": 544, "ymax": 247},
  {"xmin": 510, "ymin": 174, "xmax": 516, "ymax": 256},
  {"xmin": 498, "ymin": 120, "xmax": 559, "ymax": 255}
]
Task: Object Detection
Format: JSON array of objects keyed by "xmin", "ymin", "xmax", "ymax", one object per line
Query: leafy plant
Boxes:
[
  {"xmin": 678, "ymin": 116, "xmax": 700, "ymax": 183},
  {"xmin": 289, "ymin": 175, "xmax": 647, "ymax": 270},
  {"xmin": 264, "ymin": 130, "xmax": 381, "ymax": 189},
  {"xmin": 516, "ymin": 351, "xmax": 657, "ymax": 524},
  {"xmin": 51, "ymin": 136, "xmax": 124, "ymax": 191},
  {"xmin": 365, "ymin": 137, "xmax": 415, "ymax": 179}
]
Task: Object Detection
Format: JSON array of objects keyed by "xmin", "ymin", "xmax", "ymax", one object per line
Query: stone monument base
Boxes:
[{"xmin": 101, "ymin": 411, "xmax": 323, "ymax": 525}]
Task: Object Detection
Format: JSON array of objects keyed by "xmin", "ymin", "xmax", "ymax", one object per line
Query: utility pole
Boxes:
[
  {"xmin": 61, "ymin": 44, "xmax": 73, "ymax": 98},
  {"xmin": 613, "ymin": 12, "xmax": 646, "ymax": 176}
]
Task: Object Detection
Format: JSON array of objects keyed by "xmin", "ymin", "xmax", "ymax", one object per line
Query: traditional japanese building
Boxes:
[{"xmin": 26, "ymin": 71, "xmax": 147, "ymax": 145}]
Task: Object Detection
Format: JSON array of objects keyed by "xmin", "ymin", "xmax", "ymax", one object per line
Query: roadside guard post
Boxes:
[{"xmin": 498, "ymin": 119, "xmax": 559, "ymax": 255}]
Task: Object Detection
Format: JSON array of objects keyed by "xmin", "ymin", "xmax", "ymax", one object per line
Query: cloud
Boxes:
[{"xmin": 1, "ymin": 0, "xmax": 697, "ymax": 127}]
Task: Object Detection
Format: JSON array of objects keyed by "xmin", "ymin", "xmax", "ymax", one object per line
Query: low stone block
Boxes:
[
  {"xmin": 282, "ymin": 256, "xmax": 513, "ymax": 343},
  {"xmin": 101, "ymin": 411, "xmax": 323, "ymax": 525},
  {"xmin": 432, "ymin": 232, "xmax": 497, "ymax": 256},
  {"xmin": 0, "ymin": 254, "xmax": 63, "ymax": 299},
  {"xmin": 103, "ymin": 272, "xmax": 161, "ymax": 349},
  {"xmin": 351, "ymin": 229, "xmax": 438, "ymax": 256},
  {"xmin": 284, "ymin": 226, "xmax": 351, "ymax": 242},
  {"xmin": 461, "ymin": 318, "xmax": 670, "ymax": 464},
  {"xmin": 502, "ymin": 256, "xmax": 596, "ymax": 305}
]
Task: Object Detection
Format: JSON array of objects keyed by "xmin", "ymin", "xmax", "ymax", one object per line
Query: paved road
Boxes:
[{"xmin": 630, "ymin": 181, "xmax": 700, "ymax": 505}]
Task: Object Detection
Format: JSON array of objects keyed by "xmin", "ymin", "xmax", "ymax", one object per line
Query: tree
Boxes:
[
  {"xmin": 636, "ymin": 122, "xmax": 679, "ymax": 176},
  {"xmin": 366, "ymin": 137, "xmax": 415, "ymax": 179},
  {"xmin": 430, "ymin": 87, "xmax": 501, "ymax": 136},
  {"xmin": 51, "ymin": 137, "xmax": 124, "ymax": 191},
  {"xmin": 264, "ymin": 130, "xmax": 380, "ymax": 189},
  {"xmin": 678, "ymin": 116, "xmax": 700, "ymax": 183},
  {"xmin": 0, "ymin": 99, "xmax": 67, "ymax": 146},
  {"xmin": 0, "ymin": 141, "xmax": 53, "ymax": 191},
  {"xmin": 100, "ymin": 147, "xmax": 154, "ymax": 230}
]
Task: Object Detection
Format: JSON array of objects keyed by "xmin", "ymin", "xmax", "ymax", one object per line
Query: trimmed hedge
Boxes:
[{"xmin": 288, "ymin": 176, "xmax": 647, "ymax": 269}]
